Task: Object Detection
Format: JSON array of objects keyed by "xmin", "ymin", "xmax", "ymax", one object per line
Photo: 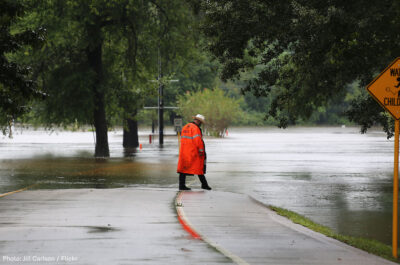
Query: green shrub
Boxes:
[{"xmin": 177, "ymin": 88, "xmax": 242, "ymax": 136}]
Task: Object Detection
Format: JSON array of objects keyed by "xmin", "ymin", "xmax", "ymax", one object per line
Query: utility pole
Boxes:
[
  {"xmin": 158, "ymin": 50, "xmax": 164, "ymax": 145},
  {"xmin": 145, "ymin": 48, "xmax": 178, "ymax": 146}
]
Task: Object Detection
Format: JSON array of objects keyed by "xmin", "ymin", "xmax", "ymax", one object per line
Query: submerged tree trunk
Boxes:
[
  {"xmin": 87, "ymin": 24, "xmax": 110, "ymax": 157},
  {"xmin": 93, "ymin": 88, "xmax": 110, "ymax": 157},
  {"xmin": 123, "ymin": 114, "xmax": 139, "ymax": 148}
]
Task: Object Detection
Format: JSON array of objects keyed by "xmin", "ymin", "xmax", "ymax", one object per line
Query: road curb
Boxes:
[{"xmin": 174, "ymin": 191, "xmax": 249, "ymax": 265}]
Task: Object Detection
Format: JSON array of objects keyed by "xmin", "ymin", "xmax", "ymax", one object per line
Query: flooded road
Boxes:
[{"xmin": 0, "ymin": 126, "xmax": 395, "ymax": 245}]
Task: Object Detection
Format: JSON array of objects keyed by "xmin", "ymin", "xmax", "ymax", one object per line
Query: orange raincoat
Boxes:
[{"xmin": 177, "ymin": 122, "xmax": 205, "ymax": 175}]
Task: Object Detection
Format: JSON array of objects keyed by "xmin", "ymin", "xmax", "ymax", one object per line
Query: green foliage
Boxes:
[
  {"xmin": 193, "ymin": 0, "xmax": 400, "ymax": 135},
  {"xmin": 17, "ymin": 0, "xmax": 159, "ymax": 125},
  {"xmin": 16, "ymin": 0, "xmax": 200, "ymax": 123},
  {"xmin": 347, "ymin": 92, "xmax": 394, "ymax": 138},
  {"xmin": 167, "ymin": 59, "xmax": 219, "ymax": 102},
  {"xmin": 177, "ymin": 88, "xmax": 242, "ymax": 136},
  {"xmin": 0, "ymin": 0, "xmax": 44, "ymax": 134},
  {"xmin": 218, "ymin": 68, "xmax": 353, "ymax": 126},
  {"xmin": 9, "ymin": 0, "xmax": 200, "ymax": 155}
]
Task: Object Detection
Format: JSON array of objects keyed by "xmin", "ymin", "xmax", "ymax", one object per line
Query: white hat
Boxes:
[{"xmin": 193, "ymin": 114, "xmax": 205, "ymax": 123}]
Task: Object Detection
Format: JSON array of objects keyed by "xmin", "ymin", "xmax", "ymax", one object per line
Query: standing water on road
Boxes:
[{"xmin": 0, "ymin": 126, "xmax": 394, "ymax": 245}]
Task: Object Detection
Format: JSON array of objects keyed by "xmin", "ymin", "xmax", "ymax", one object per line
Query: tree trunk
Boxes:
[
  {"xmin": 86, "ymin": 25, "xmax": 110, "ymax": 157},
  {"xmin": 93, "ymin": 88, "xmax": 110, "ymax": 157},
  {"xmin": 123, "ymin": 115, "xmax": 139, "ymax": 148}
]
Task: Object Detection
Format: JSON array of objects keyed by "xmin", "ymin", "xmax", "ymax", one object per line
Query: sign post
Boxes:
[
  {"xmin": 366, "ymin": 57, "xmax": 400, "ymax": 258},
  {"xmin": 394, "ymin": 119, "xmax": 399, "ymax": 258}
]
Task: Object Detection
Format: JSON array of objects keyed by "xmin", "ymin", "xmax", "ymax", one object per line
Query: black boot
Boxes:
[
  {"xmin": 179, "ymin": 173, "xmax": 191, "ymax": 191},
  {"xmin": 198, "ymin": 175, "xmax": 212, "ymax": 190}
]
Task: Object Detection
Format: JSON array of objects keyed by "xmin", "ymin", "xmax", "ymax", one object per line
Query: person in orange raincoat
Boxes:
[{"xmin": 177, "ymin": 114, "xmax": 211, "ymax": 191}]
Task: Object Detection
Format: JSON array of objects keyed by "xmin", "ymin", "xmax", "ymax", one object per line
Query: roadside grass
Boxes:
[{"xmin": 269, "ymin": 206, "xmax": 399, "ymax": 263}]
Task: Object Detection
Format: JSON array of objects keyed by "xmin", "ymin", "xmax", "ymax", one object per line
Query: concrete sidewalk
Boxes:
[
  {"xmin": 0, "ymin": 188, "xmax": 231, "ymax": 265},
  {"xmin": 177, "ymin": 190, "xmax": 397, "ymax": 265},
  {"xmin": 0, "ymin": 187, "xmax": 397, "ymax": 265}
]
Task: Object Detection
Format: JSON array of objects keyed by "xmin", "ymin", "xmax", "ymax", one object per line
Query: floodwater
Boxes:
[{"xmin": 0, "ymin": 126, "xmax": 395, "ymax": 245}]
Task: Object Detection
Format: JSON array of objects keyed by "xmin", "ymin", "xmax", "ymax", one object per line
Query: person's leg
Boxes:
[
  {"xmin": 198, "ymin": 175, "xmax": 211, "ymax": 190},
  {"xmin": 179, "ymin": 173, "xmax": 191, "ymax": 190}
]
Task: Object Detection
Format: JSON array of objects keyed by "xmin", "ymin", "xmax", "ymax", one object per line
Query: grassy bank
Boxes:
[{"xmin": 269, "ymin": 206, "xmax": 399, "ymax": 263}]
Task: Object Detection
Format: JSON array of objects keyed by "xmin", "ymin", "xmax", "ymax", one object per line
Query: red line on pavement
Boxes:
[
  {"xmin": 176, "ymin": 192, "xmax": 201, "ymax": 239},
  {"xmin": 177, "ymin": 213, "xmax": 201, "ymax": 239}
]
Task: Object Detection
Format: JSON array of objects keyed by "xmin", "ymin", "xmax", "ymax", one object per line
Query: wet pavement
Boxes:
[
  {"xmin": 178, "ymin": 190, "xmax": 397, "ymax": 265},
  {"xmin": 0, "ymin": 188, "xmax": 232, "ymax": 265},
  {"xmin": 0, "ymin": 186, "xmax": 396, "ymax": 265}
]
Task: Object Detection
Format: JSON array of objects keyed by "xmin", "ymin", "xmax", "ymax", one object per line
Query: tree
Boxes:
[
  {"xmin": 17, "ymin": 0, "xmax": 201, "ymax": 154},
  {"xmin": 192, "ymin": 0, "xmax": 400, "ymax": 134},
  {"xmin": 177, "ymin": 88, "xmax": 242, "ymax": 136},
  {"xmin": 19, "ymin": 0, "xmax": 164, "ymax": 157},
  {"xmin": 0, "ymin": 0, "xmax": 44, "ymax": 135}
]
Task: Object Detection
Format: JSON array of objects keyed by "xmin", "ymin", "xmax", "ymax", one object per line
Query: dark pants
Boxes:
[{"xmin": 179, "ymin": 173, "xmax": 210, "ymax": 189}]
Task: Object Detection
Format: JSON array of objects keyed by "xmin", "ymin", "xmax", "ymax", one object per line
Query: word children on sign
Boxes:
[{"xmin": 367, "ymin": 58, "xmax": 400, "ymax": 119}]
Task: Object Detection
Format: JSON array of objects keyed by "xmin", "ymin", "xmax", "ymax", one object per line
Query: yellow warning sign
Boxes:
[{"xmin": 367, "ymin": 57, "xmax": 400, "ymax": 119}]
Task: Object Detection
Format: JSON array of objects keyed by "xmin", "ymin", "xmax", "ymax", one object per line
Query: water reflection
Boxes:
[
  {"xmin": 0, "ymin": 126, "xmax": 396, "ymax": 245},
  {"xmin": 123, "ymin": 148, "xmax": 138, "ymax": 157}
]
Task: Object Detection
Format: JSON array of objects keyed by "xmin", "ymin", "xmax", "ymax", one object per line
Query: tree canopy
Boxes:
[
  {"xmin": 0, "ymin": 0, "xmax": 44, "ymax": 134},
  {"xmin": 193, "ymin": 0, "xmax": 400, "ymax": 134},
  {"xmin": 14, "ymin": 0, "xmax": 199, "ymax": 156}
]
